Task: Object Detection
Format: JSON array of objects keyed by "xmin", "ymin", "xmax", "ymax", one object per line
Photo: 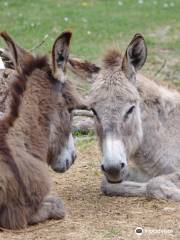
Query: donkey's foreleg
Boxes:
[
  {"xmin": 29, "ymin": 195, "xmax": 65, "ymax": 225},
  {"xmin": 126, "ymin": 166, "xmax": 151, "ymax": 182},
  {"xmin": 101, "ymin": 176, "xmax": 147, "ymax": 197},
  {"xmin": 147, "ymin": 171, "xmax": 180, "ymax": 201}
]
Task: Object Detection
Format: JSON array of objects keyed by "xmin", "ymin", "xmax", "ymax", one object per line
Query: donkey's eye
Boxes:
[
  {"xmin": 68, "ymin": 107, "xmax": 73, "ymax": 113},
  {"xmin": 124, "ymin": 105, "xmax": 135, "ymax": 120}
]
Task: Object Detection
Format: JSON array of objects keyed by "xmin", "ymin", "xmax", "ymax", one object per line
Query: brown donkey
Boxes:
[
  {"xmin": 68, "ymin": 34, "xmax": 180, "ymax": 202},
  {"xmin": 0, "ymin": 31, "xmax": 83, "ymax": 229},
  {"xmin": 0, "ymin": 36, "xmax": 82, "ymax": 173}
]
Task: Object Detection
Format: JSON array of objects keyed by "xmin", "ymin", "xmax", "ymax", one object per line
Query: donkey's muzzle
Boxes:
[{"xmin": 101, "ymin": 162, "xmax": 127, "ymax": 183}]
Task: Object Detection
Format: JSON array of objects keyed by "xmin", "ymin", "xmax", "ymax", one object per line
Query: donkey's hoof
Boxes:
[
  {"xmin": 45, "ymin": 196, "xmax": 65, "ymax": 219},
  {"xmin": 101, "ymin": 177, "xmax": 111, "ymax": 196}
]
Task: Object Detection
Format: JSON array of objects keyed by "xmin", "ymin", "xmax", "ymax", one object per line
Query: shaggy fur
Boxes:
[
  {"xmin": 102, "ymin": 49, "xmax": 123, "ymax": 69},
  {"xmin": 0, "ymin": 32, "xmax": 85, "ymax": 172},
  {"xmin": 0, "ymin": 70, "xmax": 79, "ymax": 171},
  {"xmin": 0, "ymin": 69, "xmax": 14, "ymax": 113},
  {"xmin": 68, "ymin": 58, "xmax": 100, "ymax": 83},
  {"xmin": 0, "ymin": 55, "xmax": 51, "ymax": 229},
  {"xmin": 68, "ymin": 34, "xmax": 180, "ymax": 202}
]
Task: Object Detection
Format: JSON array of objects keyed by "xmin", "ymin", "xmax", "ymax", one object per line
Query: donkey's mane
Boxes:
[
  {"xmin": 8, "ymin": 56, "xmax": 48, "ymax": 127},
  {"xmin": 103, "ymin": 49, "xmax": 123, "ymax": 68},
  {"xmin": 0, "ymin": 55, "xmax": 49, "ymax": 203}
]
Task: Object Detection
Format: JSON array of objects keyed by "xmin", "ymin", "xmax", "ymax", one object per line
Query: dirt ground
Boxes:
[{"xmin": 0, "ymin": 140, "xmax": 180, "ymax": 240}]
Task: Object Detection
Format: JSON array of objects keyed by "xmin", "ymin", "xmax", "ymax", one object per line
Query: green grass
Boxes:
[
  {"xmin": 0, "ymin": 0, "xmax": 179, "ymax": 82},
  {"xmin": 75, "ymin": 137, "xmax": 96, "ymax": 150},
  {"xmin": 0, "ymin": 0, "xmax": 179, "ymax": 56},
  {"xmin": 73, "ymin": 129, "xmax": 94, "ymax": 137},
  {"xmin": 104, "ymin": 227, "xmax": 121, "ymax": 239}
]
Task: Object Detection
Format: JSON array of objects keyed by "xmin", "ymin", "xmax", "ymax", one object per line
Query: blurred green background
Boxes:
[{"xmin": 0, "ymin": 0, "xmax": 179, "ymax": 85}]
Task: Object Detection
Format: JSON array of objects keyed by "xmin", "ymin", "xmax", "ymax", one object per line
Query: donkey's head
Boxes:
[
  {"xmin": 0, "ymin": 31, "xmax": 83, "ymax": 173},
  {"xmin": 68, "ymin": 34, "xmax": 147, "ymax": 183}
]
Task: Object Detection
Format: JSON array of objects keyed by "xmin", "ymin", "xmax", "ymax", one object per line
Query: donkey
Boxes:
[
  {"xmin": 68, "ymin": 34, "xmax": 180, "ymax": 202},
  {"xmin": 0, "ymin": 34, "xmax": 82, "ymax": 173},
  {"xmin": 0, "ymin": 31, "xmax": 84, "ymax": 229}
]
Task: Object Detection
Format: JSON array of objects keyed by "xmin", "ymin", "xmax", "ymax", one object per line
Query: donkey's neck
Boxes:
[{"xmin": 7, "ymin": 71, "xmax": 54, "ymax": 163}]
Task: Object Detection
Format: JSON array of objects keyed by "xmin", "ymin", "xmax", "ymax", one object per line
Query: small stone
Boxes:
[
  {"xmin": 163, "ymin": 207, "xmax": 176, "ymax": 213},
  {"xmin": 64, "ymin": 17, "xmax": 69, "ymax": 22},
  {"xmin": 118, "ymin": 1, "xmax": 123, "ymax": 6},
  {"xmin": 4, "ymin": 2, "xmax": 8, "ymax": 7}
]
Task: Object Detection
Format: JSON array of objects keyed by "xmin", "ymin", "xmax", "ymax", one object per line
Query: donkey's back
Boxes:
[{"xmin": 135, "ymin": 74, "xmax": 180, "ymax": 176}]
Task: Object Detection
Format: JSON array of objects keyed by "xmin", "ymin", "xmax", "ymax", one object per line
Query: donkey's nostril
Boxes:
[
  {"xmin": 121, "ymin": 162, "xmax": 125, "ymax": 169},
  {"xmin": 72, "ymin": 153, "xmax": 77, "ymax": 164},
  {"xmin": 101, "ymin": 164, "xmax": 106, "ymax": 172},
  {"xmin": 66, "ymin": 159, "xmax": 69, "ymax": 169}
]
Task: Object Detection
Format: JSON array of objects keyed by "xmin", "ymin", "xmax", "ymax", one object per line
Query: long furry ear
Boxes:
[
  {"xmin": 0, "ymin": 32, "xmax": 18, "ymax": 68},
  {"xmin": 122, "ymin": 34, "xmax": 147, "ymax": 82},
  {"xmin": 68, "ymin": 57, "xmax": 100, "ymax": 83},
  {"xmin": 51, "ymin": 31, "xmax": 72, "ymax": 82},
  {"xmin": 0, "ymin": 32, "xmax": 32, "ymax": 69}
]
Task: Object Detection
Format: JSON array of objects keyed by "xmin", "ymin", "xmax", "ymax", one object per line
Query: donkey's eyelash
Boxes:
[
  {"xmin": 91, "ymin": 108, "xmax": 98, "ymax": 116},
  {"xmin": 91, "ymin": 108, "xmax": 100, "ymax": 121},
  {"xmin": 124, "ymin": 105, "xmax": 135, "ymax": 120},
  {"xmin": 68, "ymin": 107, "xmax": 73, "ymax": 113},
  {"xmin": 127, "ymin": 105, "xmax": 135, "ymax": 114}
]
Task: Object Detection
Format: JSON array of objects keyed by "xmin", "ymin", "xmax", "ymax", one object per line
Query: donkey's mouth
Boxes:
[{"xmin": 106, "ymin": 178, "xmax": 123, "ymax": 184}]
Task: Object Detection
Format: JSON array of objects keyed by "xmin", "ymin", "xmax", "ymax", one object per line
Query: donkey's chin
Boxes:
[
  {"xmin": 105, "ymin": 171, "xmax": 128, "ymax": 184},
  {"xmin": 51, "ymin": 154, "xmax": 76, "ymax": 173},
  {"xmin": 107, "ymin": 178, "xmax": 123, "ymax": 184}
]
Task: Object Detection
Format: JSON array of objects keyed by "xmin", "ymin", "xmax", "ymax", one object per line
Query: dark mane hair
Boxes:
[
  {"xmin": 68, "ymin": 58, "xmax": 100, "ymax": 75},
  {"xmin": 103, "ymin": 49, "xmax": 123, "ymax": 68},
  {"xmin": 1, "ymin": 55, "xmax": 49, "ymax": 130},
  {"xmin": 0, "ymin": 55, "xmax": 49, "ymax": 203}
]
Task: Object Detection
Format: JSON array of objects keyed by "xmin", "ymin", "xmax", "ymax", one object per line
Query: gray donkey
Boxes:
[{"xmin": 68, "ymin": 34, "xmax": 180, "ymax": 201}]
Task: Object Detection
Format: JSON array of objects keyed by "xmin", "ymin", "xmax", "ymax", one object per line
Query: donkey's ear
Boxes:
[
  {"xmin": 0, "ymin": 32, "xmax": 18, "ymax": 68},
  {"xmin": 0, "ymin": 32, "xmax": 31, "ymax": 69},
  {"xmin": 52, "ymin": 31, "xmax": 72, "ymax": 82},
  {"xmin": 68, "ymin": 57, "xmax": 100, "ymax": 83},
  {"xmin": 122, "ymin": 34, "xmax": 147, "ymax": 79}
]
